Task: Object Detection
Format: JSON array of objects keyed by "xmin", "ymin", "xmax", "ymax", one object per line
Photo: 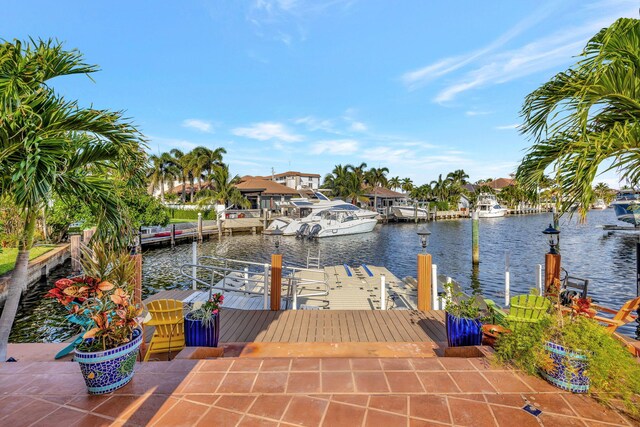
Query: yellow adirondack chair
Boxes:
[
  {"xmin": 143, "ymin": 299, "xmax": 186, "ymax": 362},
  {"xmin": 506, "ymin": 295, "xmax": 551, "ymax": 328},
  {"xmin": 592, "ymin": 296, "xmax": 640, "ymax": 334}
]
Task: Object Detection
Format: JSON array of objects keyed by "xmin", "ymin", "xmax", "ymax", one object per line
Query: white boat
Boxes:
[
  {"xmin": 591, "ymin": 199, "xmax": 608, "ymax": 210},
  {"xmin": 391, "ymin": 204, "xmax": 429, "ymax": 219},
  {"xmin": 299, "ymin": 210, "xmax": 378, "ymax": 238},
  {"xmin": 611, "ymin": 192, "xmax": 640, "ymax": 226},
  {"xmin": 266, "ymin": 192, "xmax": 378, "ymax": 236},
  {"xmin": 476, "ymin": 194, "xmax": 508, "ymax": 218}
]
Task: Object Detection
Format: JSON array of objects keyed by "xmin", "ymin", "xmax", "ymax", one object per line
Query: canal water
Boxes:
[{"xmin": 9, "ymin": 209, "xmax": 640, "ymax": 342}]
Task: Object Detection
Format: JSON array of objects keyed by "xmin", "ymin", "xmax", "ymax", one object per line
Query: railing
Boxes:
[
  {"xmin": 179, "ymin": 255, "xmax": 329, "ymax": 310},
  {"xmin": 223, "ymin": 209, "xmax": 262, "ymax": 219}
]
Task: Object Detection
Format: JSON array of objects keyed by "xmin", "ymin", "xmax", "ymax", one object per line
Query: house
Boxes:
[
  {"xmin": 486, "ymin": 177, "xmax": 515, "ymax": 192},
  {"xmin": 271, "ymin": 171, "xmax": 321, "ymax": 191},
  {"xmin": 365, "ymin": 187, "xmax": 408, "ymax": 212},
  {"xmin": 235, "ymin": 177, "xmax": 300, "ymax": 211}
]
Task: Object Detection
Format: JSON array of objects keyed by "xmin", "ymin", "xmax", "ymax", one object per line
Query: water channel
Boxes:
[{"xmin": 9, "ymin": 209, "xmax": 640, "ymax": 342}]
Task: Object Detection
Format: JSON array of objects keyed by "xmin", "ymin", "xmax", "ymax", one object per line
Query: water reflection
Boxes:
[{"xmin": 9, "ymin": 209, "xmax": 640, "ymax": 342}]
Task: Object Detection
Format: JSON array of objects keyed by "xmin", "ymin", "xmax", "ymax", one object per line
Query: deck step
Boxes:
[{"xmin": 238, "ymin": 341, "xmax": 439, "ymax": 358}]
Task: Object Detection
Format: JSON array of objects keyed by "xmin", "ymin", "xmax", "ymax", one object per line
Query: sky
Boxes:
[{"xmin": 2, "ymin": 0, "xmax": 638, "ymax": 186}]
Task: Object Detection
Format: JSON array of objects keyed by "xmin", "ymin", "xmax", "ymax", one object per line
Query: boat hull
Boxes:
[
  {"xmin": 477, "ymin": 209, "xmax": 507, "ymax": 218},
  {"xmin": 612, "ymin": 202, "xmax": 640, "ymax": 226},
  {"xmin": 316, "ymin": 219, "xmax": 378, "ymax": 238},
  {"xmin": 392, "ymin": 206, "xmax": 429, "ymax": 219}
]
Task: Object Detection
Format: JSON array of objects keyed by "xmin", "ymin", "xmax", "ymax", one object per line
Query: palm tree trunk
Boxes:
[
  {"xmin": 0, "ymin": 209, "xmax": 37, "ymax": 361},
  {"xmin": 160, "ymin": 172, "xmax": 166, "ymax": 202},
  {"xmin": 181, "ymin": 177, "xmax": 186, "ymax": 203}
]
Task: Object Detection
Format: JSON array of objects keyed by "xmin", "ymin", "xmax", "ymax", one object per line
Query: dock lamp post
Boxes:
[
  {"xmin": 542, "ymin": 224, "xmax": 561, "ymax": 296},
  {"xmin": 270, "ymin": 227, "xmax": 283, "ymax": 311},
  {"xmin": 416, "ymin": 228, "xmax": 432, "ymax": 312}
]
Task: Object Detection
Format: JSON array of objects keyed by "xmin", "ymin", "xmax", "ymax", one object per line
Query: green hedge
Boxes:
[{"xmin": 169, "ymin": 208, "xmax": 217, "ymax": 220}]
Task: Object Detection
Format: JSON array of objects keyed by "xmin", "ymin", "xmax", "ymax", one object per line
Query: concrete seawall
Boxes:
[{"xmin": 0, "ymin": 244, "xmax": 70, "ymax": 302}]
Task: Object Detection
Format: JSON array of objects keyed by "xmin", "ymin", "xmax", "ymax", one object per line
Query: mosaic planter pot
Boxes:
[
  {"xmin": 185, "ymin": 312, "xmax": 220, "ymax": 347},
  {"xmin": 74, "ymin": 328, "xmax": 142, "ymax": 395},
  {"xmin": 540, "ymin": 341, "xmax": 590, "ymax": 393},
  {"xmin": 445, "ymin": 312, "xmax": 483, "ymax": 347}
]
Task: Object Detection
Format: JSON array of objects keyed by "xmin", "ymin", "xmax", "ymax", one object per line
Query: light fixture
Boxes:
[
  {"xmin": 542, "ymin": 224, "xmax": 560, "ymax": 254},
  {"xmin": 417, "ymin": 228, "xmax": 431, "ymax": 252},
  {"xmin": 272, "ymin": 226, "xmax": 283, "ymax": 253}
]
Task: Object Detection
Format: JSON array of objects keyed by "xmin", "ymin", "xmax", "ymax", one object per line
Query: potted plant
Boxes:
[
  {"xmin": 185, "ymin": 293, "xmax": 224, "ymax": 347},
  {"xmin": 494, "ymin": 286, "xmax": 640, "ymax": 418},
  {"xmin": 46, "ymin": 245, "xmax": 143, "ymax": 394},
  {"xmin": 443, "ymin": 283, "xmax": 487, "ymax": 347}
]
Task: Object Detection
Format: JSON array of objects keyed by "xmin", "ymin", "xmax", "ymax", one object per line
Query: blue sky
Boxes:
[{"xmin": 2, "ymin": 0, "xmax": 637, "ymax": 186}]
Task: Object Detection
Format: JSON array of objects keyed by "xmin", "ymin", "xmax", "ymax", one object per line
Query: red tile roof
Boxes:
[{"xmin": 235, "ymin": 177, "xmax": 300, "ymax": 195}]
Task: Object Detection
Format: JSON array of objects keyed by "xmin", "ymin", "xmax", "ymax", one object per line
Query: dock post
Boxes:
[
  {"xmin": 192, "ymin": 241, "xmax": 197, "ymax": 290},
  {"xmin": 243, "ymin": 267, "xmax": 249, "ymax": 291},
  {"xmin": 70, "ymin": 234, "xmax": 81, "ymax": 272},
  {"xmin": 171, "ymin": 224, "xmax": 176, "ymax": 248},
  {"xmin": 197, "ymin": 213, "xmax": 203, "ymax": 242},
  {"xmin": 263, "ymin": 263, "xmax": 270, "ymax": 309},
  {"xmin": 82, "ymin": 227, "xmax": 95, "ymax": 244},
  {"xmin": 544, "ymin": 253, "xmax": 561, "ymax": 295},
  {"xmin": 292, "ymin": 279, "xmax": 297, "ymax": 310},
  {"xmin": 472, "ymin": 210, "xmax": 480, "ymax": 265},
  {"xmin": 417, "ymin": 253, "xmax": 432, "ymax": 311},
  {"xmin": 504, "ymin": 251, "xmax": 510, "ymax": 307},
  {"xmin": 536, "ymin": 264, "xmax": 543, "ymax": 295},
  {"xmin": 414, "ymin": 204, "xmax": 418, "ymax": 223},
  {"xmin": 270, "ymin": 254, "xmax": 282, "ymax": 310},
  {"xmin": 380, "ymin": 274, "xmax": 386, "ymax": 310}
]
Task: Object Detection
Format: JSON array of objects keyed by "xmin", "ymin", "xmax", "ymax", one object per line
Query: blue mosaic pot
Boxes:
[
  {"xmin": 74, "ymin": 328, "xmax": 142, "ymax": 395},
  {"xmin": 540, "ymin": 341, "xmax": 589, "ymax": 393},
  {"xmin": 445, "ymin": 312, "xmax": 483, "ymax": 347},
  {"xmin": 185, "ymin": 312, "xmax": 220, "ymax": 347}
]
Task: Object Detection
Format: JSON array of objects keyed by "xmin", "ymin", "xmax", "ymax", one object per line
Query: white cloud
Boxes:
[
  {"xmin": 465, "ymin": 111, "xmax": 491, "ymax": 117},
  {"xmin": 311, "ymin": 139, "xmax": 359, "ymax": 155},
  {"xmin": 401, "ymin": 0, "xmax": 638, "ymax": 102},
  {"xmin": 495, "ymin": 124, "xmax": 520, "ymax": 130},
  {"xmin": 147, "ymin": 135, "xmax": 198, "ymax": 153},
  {"xmin": 182, "ymin": 119, "xmax": 214, "ymax": 133},
  {"xmin": 232, "ymin": 122, "xmax": 303, "ymax": 142},
  {"xmin": 350, "ymin": 121, "xmax": 367, "ymax": 132},
  {"xmin": 294, "ymin": 116, "xmax": 335, "ymax": 132}
]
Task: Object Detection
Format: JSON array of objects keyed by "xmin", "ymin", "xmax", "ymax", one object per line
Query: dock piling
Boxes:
[
  {"xmin": 170, "ymin": 224, "xmax": 176, "ymax": 247},
  {"xmin": 544, "ymin": 252, "xmax": 561, "ymax": 295},
  {"xmin": 197, "ymin": 213, "xmax": 203, "ymax": 242},
  {"xmin": 536, "ymin": 264, "xmax": 543, "ymax": 295},
  {"xmin": 380, "ymin": 274, "xmax": 386, "ymax": 310},
  {"xmin": 472, "ymin": 210, "xmax": 479, "ymax": 265},
  {"xmin": 192, "ymin": 241, "xmax": 197, "ymax": 290},
  {"xmin": 70, "ymin": 234, "xmax": 81, "ymax": 272},
  {"xmin": 504, "ymin": 251, "xmax": 510, "ymax": 307},
  {"xmin": 270, "ymin": 254, "xmax": 282, "ymax": 311},
  {"xmin": 263, "ymin": 263, "xmax": 270, "ymax": 309},
  {"xmin": 417, "ymin": 254, "xmax": 432, "ymax": 311}
]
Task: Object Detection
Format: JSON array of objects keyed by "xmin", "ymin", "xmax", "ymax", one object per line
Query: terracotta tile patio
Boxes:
[{"xmin": 0, "ymin": 357, "xmax": 636, "ymax": 426}]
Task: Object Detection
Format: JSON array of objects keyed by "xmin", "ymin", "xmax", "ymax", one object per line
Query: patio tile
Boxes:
[
  {"xmin": 523, "ymin": 393, "xmax": 576, "ymax": 417},
  {"xmin": 321, "ymin": 358, "xmax": 351, "ymax": 371},
  {"xmin": 197, "ymin": 358, "xmax": 234, "ymax": 372},
  {"xmin": 217, "ymin": 373, "xmax": 257, "ymax": 393},
  {"xmin": 237, "ymin": 415, "xmax": 279, "ymax": 427},
  {"xmin": 252, "ymin": 372, "xmax": 289, "ymax": 393},
  {"xmin": 354, "ymin": 372, "xmax": 390, "ymax": 393},
  {"xmin": 415, "ymin": 371, "xmax": 460, "ymax": 393},
  {"xmin": 248, "ymin": 395, "xmax": 292, "ymax": 420},
  {"xmin": 195, "ymin": 407, "xmax": 244, "ymax": 427},
  {"xmin": 449, "ymin": 371, "xmax": 497, "ymax": 393},
  {"xmin": 409, "ymin": 395, "xmax": 451, "ymax": 424},
  {"xmin": 516, "ymin": 373, "xmax": 559, "ymax": 392},
  {"xmin": 1, "ymin": 400, "xmax": 60, "ymax": 427},
  {"xmin": 538, "ymin": 413, "xmax": 588, "ymax": 426},
  {"xmin": 92, "ymin": 396, "xmax": 144, "ymax": 419},
  {"xmin": 322, "ymin": 371, "xmax": 355, "ymax": 393},
  {"xmin": 364, "ymin": 409, "xmax": 408, "ymax": 427},
  {"xmin": 350, "ymin": 359, "xmax": 382, "ymax": 370},
  {"xmin": 122, "ymin": 396, "xmax": 181, "ymax": 426},
  {"xmin": 215, "ymin": 395, "xmax": 257, "ymax": 412},
  {"xmin": 152, "ymin": 400, "xmax": 207, "ymax": 426},
  {"xmin": 331, "ymin": 394, "xmax": 370, "ymax": 406},
  {"xmin": 560, "ymin": 394, "xmax": 630, "ymax": 424},
  {"xmin": 260, "ymin": 358, "xmax": 291, "ymax": 371},
  {"xmin": 66, "ymin": 394, "xmax": 108, "ymax": 411},
  {"xmin": 409, "ymin": 418, "xmax": 450, "ymax": 427},
  {"xmin": 438, "ymin": 358, "xmax": 476, "ymax": 370},
  {"xmin": 410, "ymin": 358, "xmax": 444, "ymax": 371},
  {"xmin": 291, "ymin": 358, "xmax": 321, "ymax": 371},
  {"xmin": 31, "ymin": 407, "xmax": 86, "ymax": 427},
  {"xmin": 321, "ymin": 402, "xmax": 366, "ymax": 426},
  {"xmin": 181, "ymin": 372, "xmax": 225, "ymax": 393},
  {"xmin": 380, "ymin": 358, "xmax": 413, "ymax": 371},
  {"xmin": 71, "ymin": 414, "xmax": 116, "ymax": 427},
  {"xmin": 368, "ymin": 395, "xmax": 408, "ymax": 415},
  {"xmin": 468, "ymin": 357, "xmax": 498, "ymax": 371},
  {"xmin": 448, "ymin": 397, "xmax": 496, "ymax": 427},
  {"xmin": 287, "ymin": 372, "xmax": 321, "ymax": 393},
  {"xmin": 385, "ymin": 372, "xmax": 424, "ymax": 393},
  {"xmin": 281, "ymin": 396, "xmax": 329, "ymax": 427},
  {"xmin": 481, "ymin": 371, "xmax": 532, "ymax": 392},
  {"xmin": 230, "ymin": 359, "xmax": 263, "ymax": 372},
  {"xmin": 183, "ymin": 394, "xmax": 220, "ymax": 405},
  {"xmin": 484, "ymin": 393, "xmax": 526, "ymax": 407},
  {"xmin": 0, "ymin": 395, "xmax": 37, "ymax": 418},
  {"xmin": 490, "ymin": 404, "xmax": 542, "ymax": 427}
]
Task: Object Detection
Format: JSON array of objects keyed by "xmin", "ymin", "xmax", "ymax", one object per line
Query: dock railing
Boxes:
[{"xmin": 179, "ymin": 255, "xmax": 329, "ymax": 310}]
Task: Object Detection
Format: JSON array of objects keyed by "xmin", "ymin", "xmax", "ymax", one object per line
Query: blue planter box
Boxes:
[
  {"xmin": 185, "ymin": 312, "xmax": 220, "ymax": 347},
  {"xmin": 445, "ymin": 312, "xmax": 483, "ymax": 347}
]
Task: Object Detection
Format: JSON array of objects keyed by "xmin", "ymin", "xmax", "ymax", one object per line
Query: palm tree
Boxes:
[
  {"xmin": 365, "ymin": 167, "xmax": 389, "ymax": 211},
  {"xmin": 0, "ymin": 39, "xmax": 146, "ymax": 359},
  {"xmin": 388, "ymin": 176, "xmax": 401, "ymax": 191},
  {"xmin": 323, "ymin": 164, "xmax": 351, "ymax": 198},
  {"xmin": 197, "ymin": 164, "xmax": 249, "ymax": 208},
  {"xmin": 147, "ymin": 152, "xmax": 178, "ymax": 202},
  {"xmin": 593, "ymin": 182, "xmax": 614, "ymax": 204},
  {"xmin": 191, "ymin": 146, "xmax": 226, "ymax": 188},
  {"xmin": 401, "ymin": 178, "xmax": 413, "ymax": 193},
  {"xmin": 169, "ymin": 149, "xmax": 190, "ymax": 203},
  {"xmin": 430, "ymin": 174, "xmax": 452, "ymax": 203},
  {"xmin": 517, "ymin": 18, "xmax": 640, "ymax": 218},
  {"xmin": 447, "ymin": 169, "xmax": 469, "ymax": 186}
]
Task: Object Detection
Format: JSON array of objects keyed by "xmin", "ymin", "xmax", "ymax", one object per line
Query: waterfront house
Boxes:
[
  {"xmin": 235, "ymin": 176, "xmax": 300, "ymax": 212},
  {"xmin": 271, "ymin": 171, "xmax": 321, "ymax": 191},
  {"xmin": 365, "ymin": 187, "xmax": 408, "ymax": 213}
]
